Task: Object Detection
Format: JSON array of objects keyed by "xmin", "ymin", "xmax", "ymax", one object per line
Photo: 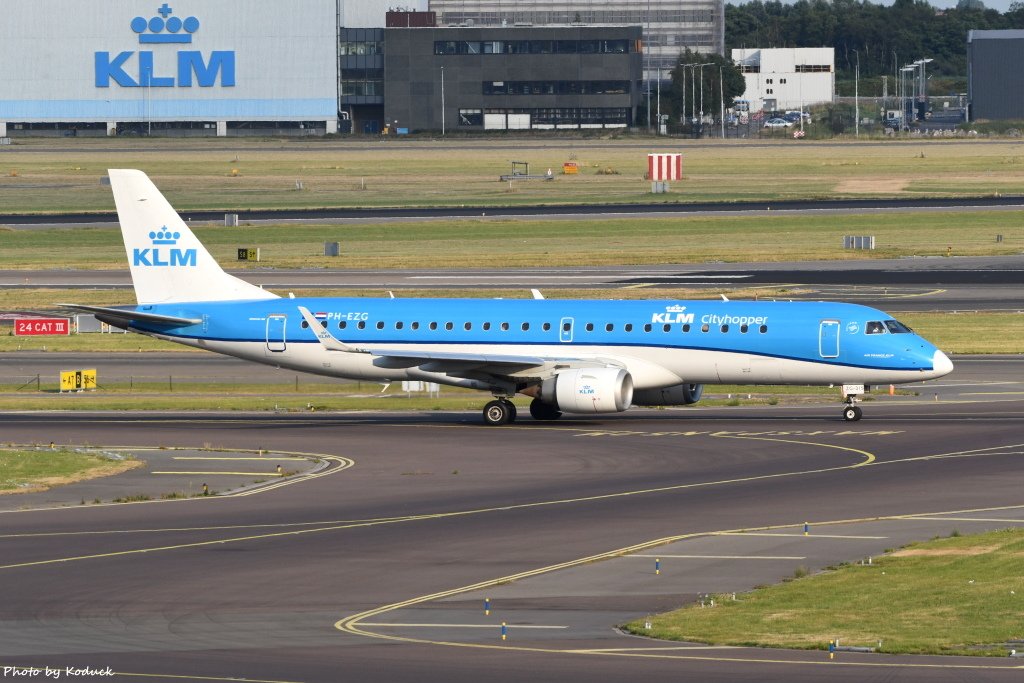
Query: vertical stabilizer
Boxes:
[{"xmin": 109, "ymin": 169, "xmax": 278, "ymax": 304}]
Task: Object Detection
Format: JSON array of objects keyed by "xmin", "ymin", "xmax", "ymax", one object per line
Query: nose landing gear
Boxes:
[{"xmin": 841, "ymin": 384, "xmax": 865, "ymax": 421}]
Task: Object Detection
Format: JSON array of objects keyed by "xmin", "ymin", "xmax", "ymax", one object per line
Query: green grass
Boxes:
[
  {"xmin": 0, "ymin": 447, "xmax": 139, "ymax": 492},
  {"xmin": 626, "ymin": 528, "xmax": 1024, "ymax": 656},
  {"xmin": 4, "ymin": 138, "xmax": 1024, "ymax": 213},
  {"xmin": 2, "ymin": 210, "xmax": 1023, "ymax": 270}
]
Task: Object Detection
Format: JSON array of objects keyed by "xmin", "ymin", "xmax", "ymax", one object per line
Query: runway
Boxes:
[{"xmin": 1, "ymin": 394, "xmax": 1023, "ymax": 682}]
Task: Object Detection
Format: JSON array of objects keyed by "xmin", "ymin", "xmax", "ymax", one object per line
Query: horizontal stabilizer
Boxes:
[{"xmin": 59, "ymin": 304, "xmax": 201, "ymax": 328}]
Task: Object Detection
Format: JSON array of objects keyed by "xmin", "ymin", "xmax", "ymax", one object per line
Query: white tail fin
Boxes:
[{"xmin": 109, "ymin": 169, "xmax": 278, "ymax": 304}]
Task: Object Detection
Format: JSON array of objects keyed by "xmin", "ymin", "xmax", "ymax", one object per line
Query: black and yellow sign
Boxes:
[
  {"xmin": 237, "ymin": 248, "xmax": 260, "ymax": 261},
  {"xmin": 60, "ymin": 369, "xmax": 97, "ymax": 392}
]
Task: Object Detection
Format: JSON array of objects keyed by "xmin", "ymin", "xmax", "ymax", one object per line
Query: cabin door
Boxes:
[
  {"xmin": 266, "ymin": 314, "xmax": 287, "ymax": 353},
  {"xmin": 559, "ymin": 317, "xmax": 574, "ymax": 343},
  {"xmin": 819, "ymin": 319, "xmax": 840, "ymax": 358}
]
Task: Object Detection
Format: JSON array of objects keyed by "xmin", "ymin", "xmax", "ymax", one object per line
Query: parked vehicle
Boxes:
[{"xmin": 763, "ymin": 117, "xmax": 793, "ymax": 129}]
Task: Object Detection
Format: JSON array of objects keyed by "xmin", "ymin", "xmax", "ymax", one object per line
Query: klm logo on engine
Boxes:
[
  {"xmin": 96, "ymin": 5, "xmax": 235, "ymax": 88},
  {"xmin": 133, "ymin": 227, "xmax": 197, "ymax": 267},
  {"xmin": 651, "ymin": 305, "xmax": 695, "ymax": 324}
]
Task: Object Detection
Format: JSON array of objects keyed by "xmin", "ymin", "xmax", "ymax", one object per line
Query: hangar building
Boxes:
[
  {"xmin": 0, "ymin": 0, "xmax": 339, "ymax": 137},
  {"xmin": 968, "ymin": 30, "xmax": 1024, "ymax": 121}
]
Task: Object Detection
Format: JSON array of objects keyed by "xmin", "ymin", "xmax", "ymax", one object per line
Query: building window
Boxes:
[{"xmin": 459, "ymin": 109, "xmax": 483, "ymax": 126}]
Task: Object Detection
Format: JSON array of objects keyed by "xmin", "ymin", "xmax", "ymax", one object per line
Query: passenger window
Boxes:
[
  {"xmin": 338, "ymin": 321, "xmax": 347, "ymax": 330},
  {"xmin": 429, "ymin": 322, "xmax": 438, "ymax": 330},
  {"xmin": 445, "ymin": 322, "xmax": 453, "ymax": 330},
  {"xmin": 721, "ymin": 324, "xmax": 729, "ymax": 333},
  {"xmin": 501, "ymin": 322, "xmax": 510, "ymax": 331},
  {"xmin": 483, "ymin": 322, "xmax": 491, "ymax": 331},
  {"xmin": 357, "ymin": 321, "xmax": 366, "ymax": 330},
  {"xmin": 701, "ymin": 324, "xmax": 710, "ymax": 333},
  {"xmin": 376, "ymin": 321, "xmax": 385, "ymax": 330},
  {"xmin": 395, "ymin": 321, "xmax": 404, "ymax": 330},
  {"xmin": 301, "ymin": 320, "xmax": 309, "ymax": 329},
  {"xmin": 643, "ymin": 324, "xmax": 652, "ymax": 332},
  {"xmin": 682, "ymin": 324, "xmax": 690, "ymax": 333},
  {"xmin": 411, "ymin": 322, "xmax": 419, "ymax": 330},
  {"xmin": 740, "ymin": 324, "xmax": 748, "ymax": 333},
  {"xmin": 663, "ymin": 324, "xmax": 671, "ymax": 332},
  {"xmin": 465, "ymin": 322, "xmax": 472, "ymax": 331},
  {"xmin": 625, "ymin": 323, "xmax": 633, "ymax": 332},
  {"xmin": 543, "ymin": 322, "xmax": 551, "ymax": 331},
  {"xmin": 605, "ymin": 323, "xmax": 614, "ymax": 332},
  {"xmin": 562, "ymin": 322, "xmax": 571, "ymax": 332},
  {"xmin": 866, "ymin": 321, "xmax": 885, "ymax": 334},
  {"xmin": 522, "ymin": 322, "xmax": 530, "ymax": 331},
  {"xmin": 585, "ymin": 323, "xmax": 594, "ymax": 332},
  {"xmin": 759, "ymin": 324, "xmax": 768, "ymax": 334}
]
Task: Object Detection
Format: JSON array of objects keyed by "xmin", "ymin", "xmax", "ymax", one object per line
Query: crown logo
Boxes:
[
  {"xmin": 665, "ymin": 305, "xmax": 687, "ymax": 313},
  {"xmin": 131, "ymin": 4, "xmax": 200, "ymax": 44},
  {"xmin": 149, "ymin": 227, "xmax": 180, "ymax": 245}
]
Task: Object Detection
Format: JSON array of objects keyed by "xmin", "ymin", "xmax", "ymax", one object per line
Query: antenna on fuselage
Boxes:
[
  {"xmin": 721, "ymin": 294, "xmax": 730, "ymax": 302},
  {"xmin": 531, "ymin": 289, "xmax": 545, "ymax": 300}
]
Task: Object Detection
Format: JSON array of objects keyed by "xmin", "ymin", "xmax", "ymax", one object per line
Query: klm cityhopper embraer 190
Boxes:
[{"xmin": 64, "ymin": 170, "xmax": 954, "ymax": 425}]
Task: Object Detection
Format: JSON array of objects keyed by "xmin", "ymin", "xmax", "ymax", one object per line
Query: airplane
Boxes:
[{"xmin": 63, "ymin": 169, "xmax": 954, "ymax": 426}]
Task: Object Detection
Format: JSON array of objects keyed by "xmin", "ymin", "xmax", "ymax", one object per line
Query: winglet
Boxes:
[{"xmin": 297, "ymin": 306, "xmax": 362, "ymax": 353}]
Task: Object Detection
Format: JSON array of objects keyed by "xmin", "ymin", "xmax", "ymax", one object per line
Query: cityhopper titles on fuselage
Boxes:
[{"xmin": 63, "ymin": 170, "xmax": 954, "ymax": 425}]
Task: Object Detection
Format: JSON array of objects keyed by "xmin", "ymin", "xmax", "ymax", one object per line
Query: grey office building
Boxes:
[
  {"xmin": 968, "ymin": 30, "xmax": 1024, "ymax": 121},
  {"xmin": 384, "ymin": 26, "xmax": 643, "ymax": 132},
  {"xmin": 429, "ymin": 0, "xmax": 725, "ymax": 82}
]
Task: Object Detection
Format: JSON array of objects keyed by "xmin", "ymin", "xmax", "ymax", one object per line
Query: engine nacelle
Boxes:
[
  {"xmin": 540, "ymin": 367, "xmax": 634, "ymax": 414},
  {"xmin": 631, "ymin": 383, "xmax": 704, "ymax": 406}
]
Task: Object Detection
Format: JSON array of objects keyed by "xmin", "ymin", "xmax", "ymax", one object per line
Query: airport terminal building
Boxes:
[{"xmin": 0, "ymin": 0, "xmax": 340, "ymax": 137}]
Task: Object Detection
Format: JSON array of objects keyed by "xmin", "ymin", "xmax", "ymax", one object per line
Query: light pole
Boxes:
[
  {"xmin": 901, "ymin": 66, "xmax": 916, "ymax": 129},
  {"xmin": 854, "ymin": 49, "xmax": 859, "ymax": 138},
  {"xmin": 440, "ymin": 66, "xmax": 445, "ymax": 136},
  {"xmin": 914, "ymin": 58, "xmax": 933, "ymax": 121},
  {"xmin": 719, "ymin": 65, "xmax": 725, "ymax": 139}
]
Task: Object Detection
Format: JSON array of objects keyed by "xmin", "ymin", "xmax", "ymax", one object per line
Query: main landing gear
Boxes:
[
  {"xmin": 483, "ymin": 398, "xmax": 517, "ymax": 426},
  {"xmin": 482, "ymin": 398, "xmax": 563, "ymax": 425}
]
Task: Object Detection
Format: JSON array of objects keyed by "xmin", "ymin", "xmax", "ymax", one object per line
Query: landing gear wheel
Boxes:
[
  {"xmin": 529, "ymin": 398, "xmax": 563, "ymax": 421},
  {"xmin": 500, "ymin": 399, "xmax": 517, "ymax": 422},
  {"xmin": 842, "ymin": 405, "xmax": 863, "ymax": 422},
  {"xmin": 483, "ymin": 400, "xmax": 513, "ymax": 426}
]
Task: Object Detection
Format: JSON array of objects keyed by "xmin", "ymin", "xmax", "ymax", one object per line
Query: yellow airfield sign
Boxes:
[{"xmin": 60, "ymin": 369, "xmax": 97, "ymax": 392}]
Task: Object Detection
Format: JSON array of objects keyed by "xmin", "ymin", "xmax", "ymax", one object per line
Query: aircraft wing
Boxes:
[{"xmin": 58, "ymin": 304, "xmax": 202, "ymax": 328}]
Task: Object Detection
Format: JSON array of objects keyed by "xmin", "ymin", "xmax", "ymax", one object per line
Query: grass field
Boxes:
[
  {"xmin": 625, "ymin": 528, "xmax": 1024, "ymax": 657},
  {"xmin": 4, "ymin": 138, "xmax": 1024, "ymax": 214},
  {"xmin": 0, "ymin": 447, "xmax": 141, "ymax": 494},
  {"xmin": 1, "ymin": 210, "xmax": 1022, "ymax": 270}
]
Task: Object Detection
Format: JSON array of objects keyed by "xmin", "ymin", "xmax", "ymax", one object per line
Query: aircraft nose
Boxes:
[{"xmin": 932, "ymin": 349, "xmax": 954, "ymax": 377}]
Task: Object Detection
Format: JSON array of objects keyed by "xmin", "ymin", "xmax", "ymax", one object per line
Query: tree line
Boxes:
[{"xmin": 726, "ymin": 0, "xmax": 1024, "ymax": 80}]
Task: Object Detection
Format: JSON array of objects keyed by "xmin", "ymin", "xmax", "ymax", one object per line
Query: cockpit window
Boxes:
[
  {"xmin": 866, "ymin": 321, "xmax": 885, "ymax": 335},
  {"xmin": 884, "ymin": 319, "xmax": 913, "ymax": 334}
]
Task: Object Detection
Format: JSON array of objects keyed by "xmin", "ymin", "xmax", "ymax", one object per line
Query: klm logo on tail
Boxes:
[{"xmin": 133, "ymin": 227, "xmax": 197, "ymax": 267}]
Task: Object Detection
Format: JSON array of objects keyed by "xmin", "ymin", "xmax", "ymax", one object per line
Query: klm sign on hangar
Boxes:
[{"xmin": 0, "ymin": 0, "xmax": 338, "ymax": 136}]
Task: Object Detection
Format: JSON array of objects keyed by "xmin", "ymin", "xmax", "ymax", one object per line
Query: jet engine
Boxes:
[
  {"xmin": 631, "ymin": 383, "xmax": 704, "ymax": 406},
  {"xmin": 538, "ymin": 367, "xmax": 634, "ymax": 414}
]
